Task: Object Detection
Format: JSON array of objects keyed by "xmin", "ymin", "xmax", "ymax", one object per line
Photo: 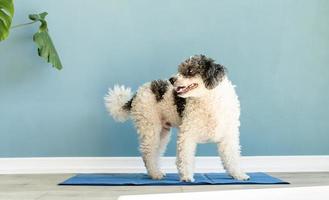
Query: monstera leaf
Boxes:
[
  {"xmin": 0, "ymin": 0, "xmax": 14, "ymax": 41},
  {"xmin": 29, "ymin": 12, "xmax": 62, "ymax": 70}
]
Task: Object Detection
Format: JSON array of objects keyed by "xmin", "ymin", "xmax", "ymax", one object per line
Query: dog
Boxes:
[{"xmin": 104, "ymin": 55, "xmax": 249, "ymax": 182}]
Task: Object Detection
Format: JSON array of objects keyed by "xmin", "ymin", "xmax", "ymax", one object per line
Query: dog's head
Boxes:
[{"xmin": 169, "ymin": 55, "xmax": 226, "ymax": 98}]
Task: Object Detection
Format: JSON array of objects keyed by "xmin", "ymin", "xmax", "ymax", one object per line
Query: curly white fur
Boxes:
[
  {"xmin": 104, "ymin": 85, "xmax": 132, "ymax": 122},
  {"xmin": 105, "ymin": 55, "xmax": 249, "ymax": 182}
]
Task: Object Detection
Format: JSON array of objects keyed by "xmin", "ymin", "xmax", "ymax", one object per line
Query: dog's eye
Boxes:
[{"xmin": 182, "ymin": 68, "xmax": 195, "ymax": 77}]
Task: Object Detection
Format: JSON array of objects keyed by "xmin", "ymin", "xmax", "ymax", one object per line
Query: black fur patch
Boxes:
[
  {"xmin": 123, "ymin": 94, "xmax": 136, "ymax": 111},
  {"xmin": 178, "ymin": 55, "xmax": 226, "ymax": 89},
  {"xmin": 150, "ymin": 80, "xmax": 169, "ymax": 102},
  {"xmin": 202, "ymin": 60, "xmax": 226, "ymax": 89},
  {"xmin": 173, "ymin": 90, "xmax": 186, "ymax": 117}
]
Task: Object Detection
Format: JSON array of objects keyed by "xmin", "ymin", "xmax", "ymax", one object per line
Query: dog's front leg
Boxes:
[
  {"xmin": 217, "ymin": 134, "xmax": 250, "ymax": 181},
  {"xmin": 176, "ymin": 133, "xmax": 197, "ymax": 182}
]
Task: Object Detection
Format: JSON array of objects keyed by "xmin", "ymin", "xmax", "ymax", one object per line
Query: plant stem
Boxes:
[{"xmin": 11, "ymin": 21, "xmax": 37, "ymax": 29}]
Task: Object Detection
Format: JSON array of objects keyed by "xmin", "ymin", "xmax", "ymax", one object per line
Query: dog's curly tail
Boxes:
[{"xmin": 104, "ymin": 85, "xmax": 133, "ymax": 122}]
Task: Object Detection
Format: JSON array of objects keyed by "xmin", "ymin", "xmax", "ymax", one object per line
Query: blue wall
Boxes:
[{"xmin": 0, "ymin": 0, "xmax": 328, "ymax": 157}]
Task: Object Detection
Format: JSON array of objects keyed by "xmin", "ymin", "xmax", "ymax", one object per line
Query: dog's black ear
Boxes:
[{"xmin": 202, "ymin": 60, "xmax": 226, "ymax": 89}]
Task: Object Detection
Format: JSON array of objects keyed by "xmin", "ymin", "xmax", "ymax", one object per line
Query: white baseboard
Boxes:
[{"xmin": 0, "ymin": 156, "xmax": 328, "ymax": 174}]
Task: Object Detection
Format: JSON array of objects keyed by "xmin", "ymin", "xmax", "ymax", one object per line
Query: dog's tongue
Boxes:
[{"xmin": 176, "ymin": 86, "xmax": 186, "ymax": 93}]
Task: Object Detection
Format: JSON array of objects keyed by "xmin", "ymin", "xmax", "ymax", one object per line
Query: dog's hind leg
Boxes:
[
  {"xmin": 136, "ymin": 119, "xmax": 165, "ymax": 180},
  {"xmin": 158, "ymin": 122, "xmax": 171, "ymax": 156},
  {"xmin": 176, "ymin": 133, "xmax": 197, "ymax": 182}
]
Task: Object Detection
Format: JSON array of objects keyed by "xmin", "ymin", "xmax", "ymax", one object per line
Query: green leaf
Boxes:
[
  {"xmin": 0, "ymin": 0, "xmax": 14, "ymax": 41},
  {"xmin": 29, "ymin": 12, "xmax": 63, "ymax": 70}
]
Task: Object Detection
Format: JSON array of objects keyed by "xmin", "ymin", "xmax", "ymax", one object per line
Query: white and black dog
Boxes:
[{"xmin": 105, "ymin": 55, "xmax": 249, "ymax": 182}]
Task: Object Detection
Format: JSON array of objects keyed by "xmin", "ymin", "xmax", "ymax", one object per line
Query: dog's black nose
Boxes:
[{"xmin": 169, "ymin": 77, "xmax": 177, "ymax": 85}]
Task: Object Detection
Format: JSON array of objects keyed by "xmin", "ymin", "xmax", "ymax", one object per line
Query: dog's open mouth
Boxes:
[{"xmin": 175, "ymin": 83, "xmax": 198, "ymax": 95}]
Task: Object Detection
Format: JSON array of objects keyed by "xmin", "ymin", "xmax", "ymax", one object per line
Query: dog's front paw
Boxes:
[
  {"xmin": 232, "ymin": 173, "xmax": 250, "ymax": 181},
  {"xmin": 180, "ymin": 176, "xmax": 195, "ymax": 182},
  {"xmin": 149, "ymin": 171, "xmax": 166, "ymax": 180}
]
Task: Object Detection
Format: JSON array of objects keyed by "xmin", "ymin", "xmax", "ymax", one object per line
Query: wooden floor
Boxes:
[{"xmin": 0, "ymin": 172, "xmax": 328, "ymax": 200}]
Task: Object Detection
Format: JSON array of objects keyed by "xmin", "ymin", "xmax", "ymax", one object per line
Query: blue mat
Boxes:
[{"xmin": 59, "ymin": 172, "xmax": 289, "ymax": 186}]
